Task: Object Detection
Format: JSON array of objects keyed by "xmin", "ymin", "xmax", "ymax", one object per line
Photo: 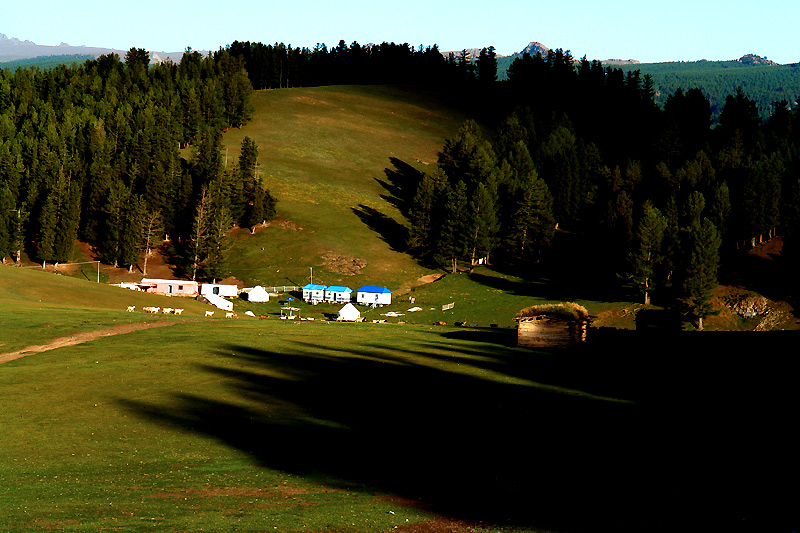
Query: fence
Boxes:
[{"xmin": 262, "ymin": 285, "xmax": 302, "ymax": 293}]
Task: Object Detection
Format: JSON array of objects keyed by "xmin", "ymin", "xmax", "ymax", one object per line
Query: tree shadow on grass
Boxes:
[
  {"xmin": 375, "ymin": 157, "xmax": 426, "ymax": 217},
  {"xmin": 117, "ymin": 328, "xmax": 800, "ymax": 531},
  {"xmin": 468, "ymin": 230, "xmax": 628, "ymax": 305},
  {"xmin": 351, "ymin": 204, "xmax": 409, "ymax": 252},
  {"xmin": 467, "ymin": 267, "xmax": 621, "ymax": 306}
]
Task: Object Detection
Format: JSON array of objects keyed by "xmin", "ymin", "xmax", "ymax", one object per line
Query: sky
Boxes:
[{"xmin": 3, "ymin": 0, "xmax": 800, "ymax": 64}]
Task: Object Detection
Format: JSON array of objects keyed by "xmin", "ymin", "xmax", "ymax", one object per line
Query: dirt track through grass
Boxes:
[{"xmin": 0, "ymin": 320, "xmax": 179, "ymax": 364}]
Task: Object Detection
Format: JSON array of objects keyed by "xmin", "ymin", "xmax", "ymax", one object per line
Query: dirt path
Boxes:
[{"xmin": 0, "ymin": 321, "xmax": 178, "ymax": 365}]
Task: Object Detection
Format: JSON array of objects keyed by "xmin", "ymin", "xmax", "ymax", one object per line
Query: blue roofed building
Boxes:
[
  {"xmin": 324, "ymin": 285, "xmax": 353, "ymax": 303},
  {"xmin": 356, "ymin": 285, "xmax": 392, "ymax": 306},
  {"xmin": 302, "ymin": 283, "xmax": 327, "ymax": 302}
]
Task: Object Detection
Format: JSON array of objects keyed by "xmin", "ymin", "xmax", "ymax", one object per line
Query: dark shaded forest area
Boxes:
[{"xmin": 1, "ymin": 41, "xmax": 799, "ymax": 320}]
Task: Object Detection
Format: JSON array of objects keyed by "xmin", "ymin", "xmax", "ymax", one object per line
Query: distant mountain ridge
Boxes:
[
  {"xmin": 0, "ymin": 33, "xmax": 191, "ymax": 65},
  {"xmin": 3, "ymin": 32, "xmax": 789, "ymax": 72}
]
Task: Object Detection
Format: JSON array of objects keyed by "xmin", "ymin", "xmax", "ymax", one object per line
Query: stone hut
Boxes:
[{"xmin": 515, "ymin": 303, "xmax": 590, "ymax": 348}]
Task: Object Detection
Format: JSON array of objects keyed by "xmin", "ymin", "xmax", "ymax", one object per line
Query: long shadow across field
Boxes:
[
  {"xmin": 351, "ymin": 204, "xmax": 409, "ymax": 252},
  {"xmin": 119, "ymin": 329, "xmax": 800, "ymax": 531}
]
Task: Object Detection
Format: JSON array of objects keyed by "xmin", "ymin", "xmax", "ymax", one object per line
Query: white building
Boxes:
[
  {"xmin": 356, "ymin": 286, "xmax": 392, "ymax": 306},
  {"xmin": 324, "ymin": 285, "xmax": 353, "ymax": 303},
  {"xmin": 302, "ymin": 284, "xmax": 327, "ymax": 301},
  {"xmin": 200, "ymin": 283, "xmax": 238, "ymax": 298}
]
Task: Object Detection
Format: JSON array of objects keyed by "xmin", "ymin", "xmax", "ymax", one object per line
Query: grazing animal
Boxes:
[
  {"xmin": 162, "ymin": 307, "xmax": 173, "ymax": 314},
  {"xmin": 259, "ymin": 314, "xmax": 268, "ymax": 319},
  {"xmin": 205, "ymin": 311, "xmax": 214, "ymax": 317},
  {"xmin": 172, "ymin": 308, "xmax": 184, "ymax": 315},
  {"xmin": 126, "ymin": 306, "xmax": 135, "ymax": 312},
  {"xmin": 225, "ymin": 312, "xmax": 238, "ymax": 319}
]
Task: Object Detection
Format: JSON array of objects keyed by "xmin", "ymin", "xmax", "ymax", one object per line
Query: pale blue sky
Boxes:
[{"xmin": 4, "ymin": 0, "xmax": 799, "ymax": 64}]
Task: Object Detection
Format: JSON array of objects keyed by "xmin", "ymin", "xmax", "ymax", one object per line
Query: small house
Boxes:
[
  {"xmin": 515, "ymin": 302, "xmax": 590, "ymax": 348},
  {"xmin": 241, "ymin": 286, "xmax": 270, "ymax": 302},
  {"xmin": 302, "ymin": 284, "xmax": 327, "ymax": 302},
  {"xmin": 200, "ymin": 283, "xmax": 238, "ymax": 298},
  {"xmin": 324, "ymin": 285, "xmax": 353, "ymax": 303},
  {"xmin": 356, "ymin": 286, "xmax": 392, "ymax": 306},
  {"xmin": 198, "ymin": 293, "xmax": 234, "ymax": 311},
  {"xmin": 139, "ymin": 278, "xmax": 199, "ymax": 296},
  {"xmin": 337, "ymin": 302, "xmax": 361, "ymax": 321}
]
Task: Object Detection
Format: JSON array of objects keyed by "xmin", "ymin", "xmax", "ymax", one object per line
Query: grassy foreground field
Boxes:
[{"xmin": 2, "ymin": 266, "xmax": 799, "ymax": 531}]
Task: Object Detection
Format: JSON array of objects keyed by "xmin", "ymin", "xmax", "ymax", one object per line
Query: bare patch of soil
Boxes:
[
  {"xmin": 294, "ymin": 96, "xmax": 330, "ymax": 106},
  {"xmin": 0, "ymin": 321, "xmax": 179, "ymax": 365},
  {"xmin": 264, "ymin": 219, "xmax": 304, "ymax": 231},
  {"xmin": 394, "ymin": 273, "xmax": 445, "ymax": 296},
  {"xmin": 321, "ymin": 251, "xmax": 367, "ymax": 276},
  {"xmin": 18, "ymin": 519, "xmax": 81, "ymax": 530},
  {"xmin": 149, "ymin": 487, "xmax": 270, "ymax": 499},
  {"xmin": 392, "ymin": 517, "xmax": 483, "ymax": 533}
]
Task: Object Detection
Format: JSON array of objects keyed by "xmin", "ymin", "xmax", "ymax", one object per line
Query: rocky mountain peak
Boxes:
[
  {"xmin": 739, "ymin": 53, "xmax": 779, "ymax": 66},
  {"xmin": 522, "ymin": 42, "xmax": 550, "ymax": 57}
]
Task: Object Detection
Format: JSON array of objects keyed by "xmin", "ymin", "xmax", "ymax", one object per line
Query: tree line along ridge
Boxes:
[{"xmin": 1, "ymin": 42, "xmax": 799, "ymax": 328}]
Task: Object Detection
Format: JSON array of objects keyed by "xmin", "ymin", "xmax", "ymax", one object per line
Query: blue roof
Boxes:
[
  {"xmin": 325, "ymin": 286, "xmax": 353, "ymax": 292},
  {"xmin": 357, "ymin": 285, "xmax": 392, "ymax": 294},
  {"xmin": 302, "ymin": 284, "xmax": 327, "ymax": 290}
]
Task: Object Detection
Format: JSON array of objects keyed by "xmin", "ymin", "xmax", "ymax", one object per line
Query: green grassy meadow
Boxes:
[
  {"xmin": 2, "ymin": 266, "xmax": 799, "ymax": 531},
  {"xmin": 2, "ymin": 84, "xmax": 799, "ymax": 531},
  {"xmin": 217, "ymin": 85, "xmax": 466, "ymax": 290}
]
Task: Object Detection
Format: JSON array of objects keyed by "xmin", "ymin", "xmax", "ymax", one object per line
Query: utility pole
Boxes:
[
  {"xmin": 15, "ymin": 208, "xmax": 21, "ymax": 265},
  {"xmin": 310, "ymin": 267, "xmax": 313, "ymax": 285}
]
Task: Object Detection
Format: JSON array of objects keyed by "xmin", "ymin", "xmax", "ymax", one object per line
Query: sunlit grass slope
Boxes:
[
  {"xmin": 0, "ymin": 301, "xmax": 627, "ymax": 531},
  {"xmin": 0, "ymin": 265, "xmax": 210, "ymax": 351},
  {"xmin": 219, "ymin": 85, "xmax": 467, "ymax": 289}
]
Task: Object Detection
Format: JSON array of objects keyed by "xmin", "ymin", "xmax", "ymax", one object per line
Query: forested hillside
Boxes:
[
  {"xmin": 0, "ymin": 48, "xmax": 274, "ymax": 280},
  {"xmin": 0, "ymin": 54, "xmax": 93, "ymax": 70},
  {"xmin": 399, "ymin": 49, "xmax": 800, "ymax": 327},
  {"xmin": 2, "ymin": 41, "xmax": 799, "ymax": 328},
  {"xmin": 613, "ymin": 60, "xmax": 800, "ymax": 120}
]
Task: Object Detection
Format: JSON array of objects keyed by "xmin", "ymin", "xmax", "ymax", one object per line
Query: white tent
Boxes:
[
  {"xmin": 337, "ymin": 302, "xmax": 361, "ymax": 322},
  {"xmin": 242, "ymin": 286, "xmax": 270, "ymax": 302}
]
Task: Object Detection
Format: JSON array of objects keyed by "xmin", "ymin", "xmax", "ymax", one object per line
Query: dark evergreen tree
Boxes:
[
  {"xmin": 139, "ymin": 209, "xmax": 164, "ymax": 277},
  {"xmin": 465, "ymin": 182, "xmax": 499, "ymax": 270},
  {"xmin": 244, "ymin": 175, "xmax": 277, "ymax": 232},
  {"xmin": 438, "ymin": 119, "xmax": 498, "ymax": 194},
  {"xmin": 201, "ymin": 201, "xmax": 233, "ymax": 282},
  {"xmin": 435, "ymin": 180, "xmax": 469, "ymax": 273},
  {"xmin": 623, "ymin": 203, "xmax": 668, "ymax": 305},
  {"xmin": 189, "ymin": 186, "xmax": 211, "ymax": 281},
  {"xmin": 100, "ymin": 181, "xmax": 130, "ymax": 267},
  {"xmin": 505, "ymin": 169, "xmax": 555, "ymax": 264},
  {"xmin": 0, "ymin": 184, "xmax": 15, "ymax": 261},
  {"xmin": 477, "ymin": 47, "xmax": 497, "ymax": 86},
  {"xmin": 407, "ymin": 172, "xmax": 435, "ymax": 252},
  {"xmin": 682, "ymin": 218, "xmax": 722, "ymax": 330},
  {"xmin": 53, "ymin": 179, "xmax": 81, "ymax": 263}
]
